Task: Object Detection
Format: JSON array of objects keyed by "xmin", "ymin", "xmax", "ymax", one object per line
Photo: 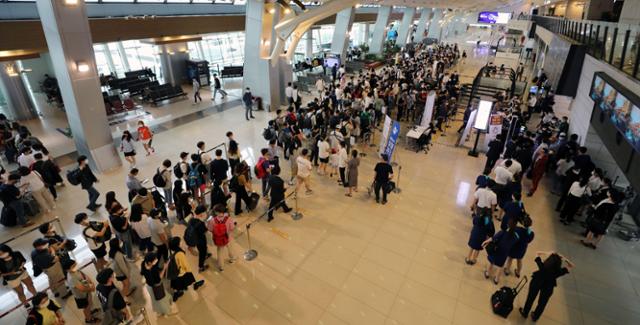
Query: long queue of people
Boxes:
[{"xmin": 462, "ymin": 75, "xmax": 633, "ymax": 321}]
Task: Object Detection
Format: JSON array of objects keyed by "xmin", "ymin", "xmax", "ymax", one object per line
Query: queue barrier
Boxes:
[{"xmin": 238, "ymin": 189, "xmax": 302, "ymax": 262}]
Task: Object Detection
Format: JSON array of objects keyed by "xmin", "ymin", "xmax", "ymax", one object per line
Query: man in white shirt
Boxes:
[
  {"xmin": 505, "ymin": 158, "xmax": 522, "ymax": 176},
  {"xmin": 285, "ymin": 82, "xmax": 294, "ymax": 106},
  {"xmin": 317, "ymin": 137, "xmax": 330, "ymax": 175},
  {"xmin": 494, "ymin": 162, "xmax": 514, "ymax": 186},
  {"xmin": 295, "ymin": 149, "xmax": 313, "ymax": 195}
]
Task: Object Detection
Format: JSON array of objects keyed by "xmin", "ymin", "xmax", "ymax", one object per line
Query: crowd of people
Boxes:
[
  {"xmin": 463, "ymin": 68, "xmax": 633, "ymax": 320},
  {"xmin": 0, "ymin": 37, "xmax": 633, "ymax": 324}
]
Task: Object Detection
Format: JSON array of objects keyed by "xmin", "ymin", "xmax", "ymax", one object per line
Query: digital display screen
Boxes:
[
  {"xmin": 478, "ymin": 12, "xmax": 511, "ymax": 24},
  {"xmin": 324, "ymin": 57, "xmax": 341, "ymax": 68},
  {"xmin": 590, "ymin": 75, "xmax": 604, "ymax": 102},
  {"xmin": 474, "ymin": 100, "xmax": 493, "ymax": 131},
  {"xmin": 590, "ymin": 72, "xmax": 640, "ymax": 152}
]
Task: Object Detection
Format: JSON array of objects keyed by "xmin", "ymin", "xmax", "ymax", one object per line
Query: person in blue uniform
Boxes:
[
  {"xmin": 466, "ymin": 212, "xmax": 495, "ymax": 265},
  {"xmin": 500, "ymin": 192, "xmax": 526, "ymax": 230},
  {"xmin": 505, "ymin": 216, "xmax": 534, "ymax": 278},
  {"xmin": 482, "ymin": 218, "xmax": 519, "ymax": 284},
  {"xmin": 519, "ymin": 251, "xmax": 574, "ymax": 321}
]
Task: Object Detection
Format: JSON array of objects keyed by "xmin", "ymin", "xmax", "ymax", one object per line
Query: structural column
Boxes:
[
  {"xmin": 305, "ymin": 29, "xmax": 314, "ymax": 59},
  {"xmin": 0, "ymin": 61, "xmax": 37, "ymax": 120},
  {"xmin": 243, "ymin": 0, "xmax": 290, "ymax": 110},
  {"xmin": 36, "ymin": 0, "xmax": 120, "ymax": 172},
  {"xmin": 619, "ymin": 0, "xmax": 640, "ymax": 25},
  {"xmin": 158, "ymin": 42, "xmax": 189, "ymax": 86},
  {"xmin": 396, "ymin": 7, "xmax": 416, "ymax": 46},
  {"xmin": 370, "ymin": 6, "xmax": 392, "ymax": 54},
  {"xmin": 331, "ymin": 7, "xmax": 356, "ymax": 60},
  {"xmin": 414, "ymin": 8, "xmax": 432, "ymax": 43},
  {"xmin": 363, "ymin": 23, "xmax": 370, "ymax": 45},
  {"xmin": 427, "ymin": 8, "xmax": 444, "ymax": 41}
]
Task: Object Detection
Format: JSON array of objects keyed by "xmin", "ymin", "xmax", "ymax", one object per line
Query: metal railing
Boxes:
[{"xmin": 531, "ymin": 15, "xmax": 640, "ymax": 82}]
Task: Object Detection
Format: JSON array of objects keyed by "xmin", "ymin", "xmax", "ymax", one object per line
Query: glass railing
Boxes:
[{"xmin": 531, "ymin": 15, "xmax": 640, "ymax": 82}]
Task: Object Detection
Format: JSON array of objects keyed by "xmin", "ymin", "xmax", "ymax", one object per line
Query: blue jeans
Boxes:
[
  {"xmin": 86, "ymin": 186, "xmax": 100, "ymax": 210},
  {"xmin": 162, "ymin": 187, "xmax": 173, "ymax": 206},
  {"xmin": 261, "ymin": 177, "xmax": 270, "ymax": 198},
  {"xmin": 117, "ymin": 230, "xmax": 134, "ymax": 259},
  {"xmin": 245, "ymin": 105, "xmax": 254, "ymax": 120},
  {"xmin": 9, "ymin": 200, "xmax": 27, "ymax": 225}
]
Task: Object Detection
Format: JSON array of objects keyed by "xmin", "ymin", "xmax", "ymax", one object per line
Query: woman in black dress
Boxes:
[
  {"xmin": 520, "ymin": 251, "xmax": 574, "ymax": 321},
  {"xmin": 465, "ymin": 211, "xmax": 495, "ymax": 265},
  {"xmin": 581, "ymin": 189, "xmax": 620, "ymax": 249},
  {"xmin": 140, "ymin": 252, "xmax": 174, "ymax": 316}
]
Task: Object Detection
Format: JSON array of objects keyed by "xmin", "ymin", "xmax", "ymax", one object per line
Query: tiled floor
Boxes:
[{"xmin": 1, "ymin": 45, "xmax": 640, "ymax": 325}]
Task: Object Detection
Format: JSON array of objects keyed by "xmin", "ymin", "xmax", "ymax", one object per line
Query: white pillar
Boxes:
[
  {"xmin": 363, "ymin": 22, "xmax": 370, "ymax": 45},
  {"xmin": 414, "ymin": 8, "xmax": 432, "ymax": 43},
  {"xmin": 0, "ymin": 61, "xmax": 37, "ymax": 120},
  {"xmin": 36, "ymin": 0, "xmax": 120, "ymax": 172},
  {"xmin": 370, "ymin": 6, "xmax": 392, "ymax": 54},
  {"xmin": 427, "ymin": 8, "xmax": 444, "ymax": 41},
  {"xmin": 619, "ymin": 0, "xmax": 640, "ymax": 25},
  {"xmin": 331, "ymin": 7, "xmax": 356, "ymax": 59},
  {"xmin": 305, "ymin": 29, "xmax": 314, "ymax": 59},
  {"xmin": 396, "ymin": 7, "xmax": 417, "ymax": 46}
]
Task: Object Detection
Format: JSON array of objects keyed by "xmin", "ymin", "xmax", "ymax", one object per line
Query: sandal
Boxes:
[
  {"xmin": 464, "ymin": 258, "xmax": 472, "ymax": 265},
  {"xmin": 515, "ymin": 270, "xmax": 521, "ymax": 278},
  {"xmin": 493, "ymin": 277, "xmax": 499, "ymax": 285},
  {"xmin": 483, "ymin": 270, "xmax": 489, "ymax": 279}
]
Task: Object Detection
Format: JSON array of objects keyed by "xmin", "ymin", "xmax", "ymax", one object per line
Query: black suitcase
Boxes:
[
  {"xmin": 23, "ymin": 193, "xmax": 40, "ymax": 217},
  {"xmin": 491, "ymin": 276, "xmax": 527, "ymax": 318},
  {"xmin": 248, "ymin": 192, "xmax": 260, "ymax": 211}
]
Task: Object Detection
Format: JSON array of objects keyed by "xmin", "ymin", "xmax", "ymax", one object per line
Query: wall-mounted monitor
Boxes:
[
  {"xmin": 590, "ymin": 71, "xmax": 640, "ymax": 153},
  {"xmin": 478, "ymin": 12, "xmax": 511, "ymax": 24}
]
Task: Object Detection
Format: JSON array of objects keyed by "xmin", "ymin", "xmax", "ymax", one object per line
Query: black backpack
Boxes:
[
  {"xmin": 184, "ymin": 219, "xmax": 199, "ymax": 247},
  {"xmin": 173, "ymin": 163, "xmax": 187, "ymax": 179},
  {"xmin": 166, "ymin": 253, "xmax": 179, "ymax": 281},
  {"xmin": 84, "ymin": 221, "xmax": 112, "ymax": 244},
  {"xmin": 66, "ymin": 168, "xmax": 82, "ymax": 186},
  {"xmin": 153, "ymin": 168, "xmax": 167, "ymax": 188},
  {"xmin": 229, "ymin": 175, "xmax": 240, "ymax": 193}
]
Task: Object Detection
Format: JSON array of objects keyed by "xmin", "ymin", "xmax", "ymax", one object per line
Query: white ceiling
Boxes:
[{"xmin": 361, "ymin": 0, "xmax": 515, "ymax": 10}]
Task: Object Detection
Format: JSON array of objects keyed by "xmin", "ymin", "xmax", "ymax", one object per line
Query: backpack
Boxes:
[
  {"xmin": 166, "ymin": 253, "xmax": 179, "ymax": 281},
  {"xmin": 101, "ymin": 288, "xmax": 125, "ymax": 325},
  {"xmin": 254, "ymin": 157, "xmax": 267, "ymax": 179},
  {"xmin": 173, "ymin": 163, "xmax": 184, "ymax": 179},
  {"xmin": 262, "ymin": 127, "xmax": 274, "ymax": 141},
  {"xmin": 84, "ymin": 221, "xmax": 112, "ymax": 244},
  {"xmin": 187, "ymin": 165, "xmax": 203, "ymax": 188},
  {"xmin": 184, "ymin": 219, "xmax": 199, "ymax": 247},
  {"xmin": 211, "ymin": 216, "xmax": 229, "ymax": 246},
  {"xmin": 66, "ymin": 168, "xmax": 81, "ymax": 186},
  {"xmin": 303, "ymin": 115, "xmax": 313, "ymax": 129},
  {"xmin": 153, "ymin": 168, "xmax": 167, "ymax": 188}
]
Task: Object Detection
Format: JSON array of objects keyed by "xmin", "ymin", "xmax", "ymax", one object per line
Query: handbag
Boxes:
[{"xmin": 151, "ymin": 283, "xmax": 166, "ymax": 300}]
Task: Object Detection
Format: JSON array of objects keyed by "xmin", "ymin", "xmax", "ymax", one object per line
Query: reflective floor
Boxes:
[{"xmin": 1, "ymin": 45, "xmax": 640, "ymax": 325}]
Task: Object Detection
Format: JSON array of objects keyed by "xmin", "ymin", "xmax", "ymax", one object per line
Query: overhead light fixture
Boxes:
[
  {"xmin": 76, "ymin": 61, "xmax": 90, "ymax": 73},
  {"xmin": 64, "ymin": 0, "xmax": 79, "ymax": 5},
  {"xmin": 284, "ymin": 8, "xmax": 291, "ymax": 14},
  {"xmin": 268, "ymin": 8, "xmax": 276, "ymax": 14},
  {"xmin": 4, "ymin": 64, "xmax": 18, "ymax": 77}
]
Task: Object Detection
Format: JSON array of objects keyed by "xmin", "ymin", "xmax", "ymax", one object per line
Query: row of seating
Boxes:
[
  {"xmin": 143, "ymin": 83, "xmax": 186, "ymax": 106},
  {"xmin": 108, "ymin": 76, "xmax": 156, "ymax": 95},
  {"xmin": 221, "ymin": 66, "xmax": 243, "ymax": 78},
  {"xmin": 104, "ymin": 97, "xmax": 137, "ymax": 116}
]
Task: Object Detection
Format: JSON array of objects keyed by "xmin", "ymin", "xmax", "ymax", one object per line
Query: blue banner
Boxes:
[{"xmin": 384, "ymin": 121, "xmax": 401, "ymax": 159}]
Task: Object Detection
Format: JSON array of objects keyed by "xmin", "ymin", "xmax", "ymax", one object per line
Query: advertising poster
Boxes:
[
  {"xmin": 380, "ymin": 115, "xmax": 392, "ymax": 154},
  {"xmin": 483, "ymin": 114, "xmax": 504, "ymax": 152},
  {"xmin": 384, "ymin": 121, "xmax": 401, "ymax": 159},
  {"xmin": 420, "ymin": 91, "xmax": 437, "ymax": 127},
  {"xmin": 458, "ymin": 109, "xmax": 478, "ymax": 147}
]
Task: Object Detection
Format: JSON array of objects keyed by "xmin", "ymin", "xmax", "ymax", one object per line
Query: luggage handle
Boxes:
[{"xmin": 514, "ymin": 276, "xmax": 528, "ymax": 295}]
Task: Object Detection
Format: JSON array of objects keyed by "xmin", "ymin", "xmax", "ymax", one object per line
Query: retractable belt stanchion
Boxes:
[
  {"xmin": 291, "ymin": 190, "xmax": 303, "ymax": 221},
  {"xmin": 240, "ymin": 191, "xmax": 297, "ymax": 261}
]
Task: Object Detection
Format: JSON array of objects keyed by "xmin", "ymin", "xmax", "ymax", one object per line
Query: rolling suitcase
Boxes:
[
  {"xmin": 248, "ymin": 192, "xmax": 260, "ymax": 211},
  {"xmin": 23, "ymin": 193, "xmax": 41, "ymax": 217},
  {"xmin": 491, "ymin": 276, "xmax": 528, "ymax": 318}
]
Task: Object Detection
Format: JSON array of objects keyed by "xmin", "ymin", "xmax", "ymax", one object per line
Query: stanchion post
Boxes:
[
  {"xmin": 291, "ymin": 190, "xmax": 303, "ymax": 220},
  {"xmin": 394, "ymin": 165, "xmax": 402, "ymax": 194},
  {"xmin": 243, "ymin": 224, "xmax": 258, "ymax": 261}
]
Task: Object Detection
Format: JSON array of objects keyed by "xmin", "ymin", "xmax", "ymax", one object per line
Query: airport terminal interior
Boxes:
[{"xmin": 1, "ymin": 0, "xmax": 640, "ymax": 324}]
